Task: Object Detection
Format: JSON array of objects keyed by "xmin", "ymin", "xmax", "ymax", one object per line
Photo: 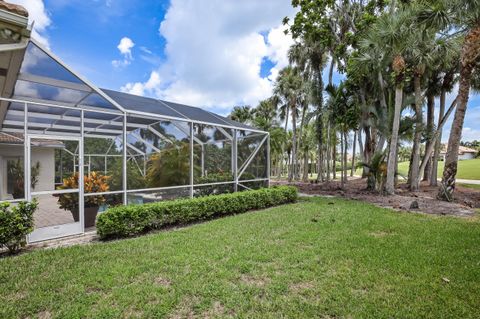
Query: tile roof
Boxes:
[
  {"xmin": 0, "ymin": 1, "xmax": 28, "ymax": 17},
  {"xmin": 0, "ymin": 132, "xmax": 64, "ymax": 147},
  {"xmin": 440, "ymin": 143, "xmax": 477, "ymax": 155}
]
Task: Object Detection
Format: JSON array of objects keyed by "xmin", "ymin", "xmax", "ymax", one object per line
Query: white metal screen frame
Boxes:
[
  {"xmin": 26, "ymin": 134, "xmax": 84, "ymax": 242},
  {"xmin": 0, "ymin": 94, "xmax": 270, "ymax": 242}
]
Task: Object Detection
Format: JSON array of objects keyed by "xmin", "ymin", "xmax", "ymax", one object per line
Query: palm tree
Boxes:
[
  {"xmin": 269, "ymin": 127, "xmax": 287, "ymax": 177},
  {"xmin": 252, "ymin": 99, "xmax": 277, "ymax": 128},
  {"xmin": 289, "ymin": 39, "xmax": 328, "ymax": 182},
  {"xmin": 405, "ymin": 23, "xmax": 438, "ymax": 191},
  {"xmin": 273, "ymin": 66, "xmax": 304, "ymax": 182},
  {"xmin": 348, "ymin": 53, "xmax": 385, "ymax": 181},
  {"xmin": 325, "ymin": 81, "xmax": 359, "ymax": 188},
  {"xmin": 422, "ymin": 74, "xmax": 441, "ymax": 182},
  {"xmin": 431, "ymin": 53, "xmax": 459, "ymax": 186},
  {"xmin": 229, "ymin": 105, "xmax": 253, "ymax": 124},
  {"xmin": 250, "ymin": 98, "xmax": 286, "ymax": 178},
  {"xmin": 435, "ymin": 0, "xmax": 480, "ymax": 200},
  {"xmin": 361, "ymin": 7, "xmax": 413, "ymax": 194},
  {"xmin": 299, "ymin": 122, "xmax": 316, "ymax": 182},
  {"xmin": 410, "ymin": 35, "xmax": 461, "ymax": 186},
  {"xmin": 146, "ymin": 143, "xmax": 191, "ymax": 187}
]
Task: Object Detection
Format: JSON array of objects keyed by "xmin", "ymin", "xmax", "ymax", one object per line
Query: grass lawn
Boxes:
[
  {"xmin": 1, "ymin": 198, "xmax": 480, "ymax": 318},
  {"xmin": 397, "ymin": 158, "xmax": 480, "ymax": 180}
]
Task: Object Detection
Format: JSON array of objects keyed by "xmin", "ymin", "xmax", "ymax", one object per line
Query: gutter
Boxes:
[
  {"xmin": 0, "ymin": 8, "xmax": 28, "ymax": 28},
  {"xmin": 0, "ymin": 36, "xmax": 29, "ymax": 52}
]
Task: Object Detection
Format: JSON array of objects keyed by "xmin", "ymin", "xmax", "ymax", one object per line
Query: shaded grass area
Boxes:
[{"xmin": 1, "ymin": 198, "xmax": 479, "ymax": 318}]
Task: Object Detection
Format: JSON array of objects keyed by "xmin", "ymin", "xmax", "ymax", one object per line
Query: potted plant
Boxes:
[
  {"xmin": 8, "ymin": 160, "xmax": 40, "ymax": 199},
  {"xmin": 57, "ymin": 172, "xmax": 110, "ymax": 227}
]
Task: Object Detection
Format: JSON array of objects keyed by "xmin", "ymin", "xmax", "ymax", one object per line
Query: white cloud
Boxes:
[
  {"xmin": 461, "ymin": 127, "xmax": 480, "ymax": 141},
  {"xmin": 140, "ymin": 46, "xmax": 152, "ymax": 54},
  {"xmin": 112, "ymin": 37, "xmax": 135, "ymax": 68},
  {"xmin": 117, "ymin": 37, "xmax": 134, "ymax": 58},
  {"xmin": 121, "ymin": 71, "xmax": 161, "ymax": 96},
  {"xmin": 266, "ymin": 25, "xmax": 293, "ymax": 81},
  {"xmin": 436, "ymin": 87, "xmax": 480, "ymax": 142},
  {"xmin": 9, "ymin": 0, "xmax": 51, "ymax": 47},
  {"xmin": 121, "ymin": 0, "xmax": 295, "ymax": 109}
]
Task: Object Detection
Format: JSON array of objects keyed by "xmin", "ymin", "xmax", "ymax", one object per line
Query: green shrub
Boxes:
[
  {"xmin": 97, "ymin": 186, "xmax": 297, "ymax": 239},
  {"xmin": 0, "ymin": 200, "xmax": 37, "ymax": 254}
]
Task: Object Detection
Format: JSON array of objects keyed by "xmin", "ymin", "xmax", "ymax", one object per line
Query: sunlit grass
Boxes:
[
  {"xmin": 1, "ymin": 197, "xmax": 479, "ymax": 318},
  {"xmin": 396, "ymin": 159, "xmax": 480, "ymax": 180}
]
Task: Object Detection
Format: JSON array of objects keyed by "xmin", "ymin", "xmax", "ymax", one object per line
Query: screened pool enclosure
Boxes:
[{"xmin": 0, "ymin": 39, "xmax": 269, "ymax": 242}]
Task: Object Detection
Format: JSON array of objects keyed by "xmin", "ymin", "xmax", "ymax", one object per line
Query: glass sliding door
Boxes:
[{"xmin": 27, "ymin": 135, "xmax": 83, "ymax": 242}]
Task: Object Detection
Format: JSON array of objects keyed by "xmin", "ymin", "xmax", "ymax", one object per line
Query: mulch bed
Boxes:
[{"xmin": 273, "ymin": 178, "xmax": 480, "ymax": 218}]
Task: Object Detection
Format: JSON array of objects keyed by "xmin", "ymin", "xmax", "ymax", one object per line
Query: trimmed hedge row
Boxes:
[{"xmin": 96, "ymin": 186, "xmax": 297, "ymax": 239}]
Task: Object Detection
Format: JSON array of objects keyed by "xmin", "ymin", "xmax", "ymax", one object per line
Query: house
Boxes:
[
  {"xmin": 439, "ymin": 144, "xmax": 477, "ymax": 161},
  {"xmin": 0, "ymin": 1, "xmax": 269, "ymax": 242}
]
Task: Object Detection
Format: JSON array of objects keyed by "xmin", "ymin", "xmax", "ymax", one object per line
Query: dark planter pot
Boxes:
[{"xmin": 71, "ymin": 206, "xmax": 100, "ymax": 228}]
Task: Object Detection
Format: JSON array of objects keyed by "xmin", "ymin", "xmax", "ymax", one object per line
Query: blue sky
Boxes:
[
  {"xmin": 43, "ymin": 1, "xmax": 168, "ymax": 93},
  {"xmin": 19, "ymin": 0, "xmax": 296, "ymax": 116},
  {"xmin": 11, "ymin": 0, "xmax": 480, "ymax": 142}
]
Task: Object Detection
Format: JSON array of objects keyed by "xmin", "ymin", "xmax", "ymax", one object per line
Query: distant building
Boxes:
[{"xmin": 440, "ymin": 144, "xmax": 477, "ymax": 161}]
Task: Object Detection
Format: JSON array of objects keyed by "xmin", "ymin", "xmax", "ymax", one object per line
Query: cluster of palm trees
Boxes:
[{"xmin": 230, "ymin": 0, "xmax": 480, "ymax": 201}]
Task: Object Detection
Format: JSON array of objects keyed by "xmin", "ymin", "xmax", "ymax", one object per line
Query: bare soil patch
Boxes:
[
  {"xmin": 273, "ymin": 178, "xmax": 479, "ymax": 218},
  {"xmin": 239, "ymin": 274, "xmax": 270, "ymax": 287},
  {"xmin": 289, "ymin": 281, "xmax": 315, "ymax": 293},
  {"xmin": 154, "ymin": 276, "xmax": 172, "ymax": 287}
]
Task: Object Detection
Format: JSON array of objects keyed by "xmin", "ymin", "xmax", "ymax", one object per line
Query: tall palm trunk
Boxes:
[
  {"xmin": 277, "ymin": 150, "xmax": 284, "ymax": 179},
  {"xmin": 316, "ymin": 143, "xmax": 323, "ymax": 182},
  {"xmin": 343, "ymin": 131, "xmax": 348, "ymax": 184},
  {"xmin": 289, "ymin": 105, "xmax": 297, "ymax": 182},
  {"xmin": 423, "ymin": 94, "xmax": 435, "ymax": 181},
  {"xmin": 409, "ymin": 74, "xmax": 423, "ymax": 191},
  {"xmin": 298, "ymin": 105, "xmax": 307, "ymax": 180},
  {"xmin": 326, "ymin": 121, "xmax": 331, "ymax": 181},
  {"xmin": 407, "ymin": 137, "xmax": 415, "ymax": 183},
  {"xmin": 415, "ymin": 98, "xmax": 457, "ymax": 187},
  {"xmin": 332, "ymin": 132, "xmax": 337, "ymax": 180},
  {"xmin": 302, "ymin": 150, "xmax": 309, "ymax": 182},
  {"xmin": 314, "ymin": 65, "xmax": 324, "ymax": 183},
  {"xmin": 316, "ymin": 115, "xmax": 324, "ymax": 182},
  {"xmin": 351, "ymin": 130, "xmax": 357, "ymax": 177},
  {"xmin": 395, "ymin": 142, "xmax": 400, "ymax": 186},
  {"xmin": 377, "ymin": 71, "xmax": 388, "ymax": 109},
  {"xmin": 363, "ymin": 127, "xmax": 373, "ymax": 179},
  {"xmin": 374, "ymin": 70, "xmax": 388, "ymax": 155},
  {"xmin": 386, "ymin": 85, "xmax": 403, "ymax": 195},
  {"xmin": 438, "ymin": 26, "xmax": 480, "ymax": 201},
  {"xmin": 287, "ymin": 150, "xmax": 292, "ymax": 179},
  {"xmin": 340, "ymin": 132, "xmax": 345, "ymax": 188},
  {"xmin": 283, "ymin": 107, "xmax": 290, "ymax": 180},
  {"xmin": 359, "ymin": 87, "xmax": 372, "ymax": 179},
  {"xmin": 328, "ymin": 59, "xmax": 335, "ymax": 87},
  {"xmin": 358, "ymin": 129, "xmax": 366, "ymax": 175},
  {"xmin": 431, "ymin": 88, "xmax": 447, "ymax": 186}
]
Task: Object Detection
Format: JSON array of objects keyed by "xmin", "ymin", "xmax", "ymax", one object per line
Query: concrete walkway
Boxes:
[{"xmin": 456, "ymin": 179, "xmax": 480, "ymax": 185}]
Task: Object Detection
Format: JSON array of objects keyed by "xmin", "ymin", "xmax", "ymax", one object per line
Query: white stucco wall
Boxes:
[
  {"xmin": 31, "ymin": 147, "xmax": 55, "ymax": 192},
  {"xmin": 0, "ymin": 145, "xmax": 56, "ymax": 200},
  {"xmin": 0, "ymin": 144, "xmax": 23, "ymax": 200}
]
